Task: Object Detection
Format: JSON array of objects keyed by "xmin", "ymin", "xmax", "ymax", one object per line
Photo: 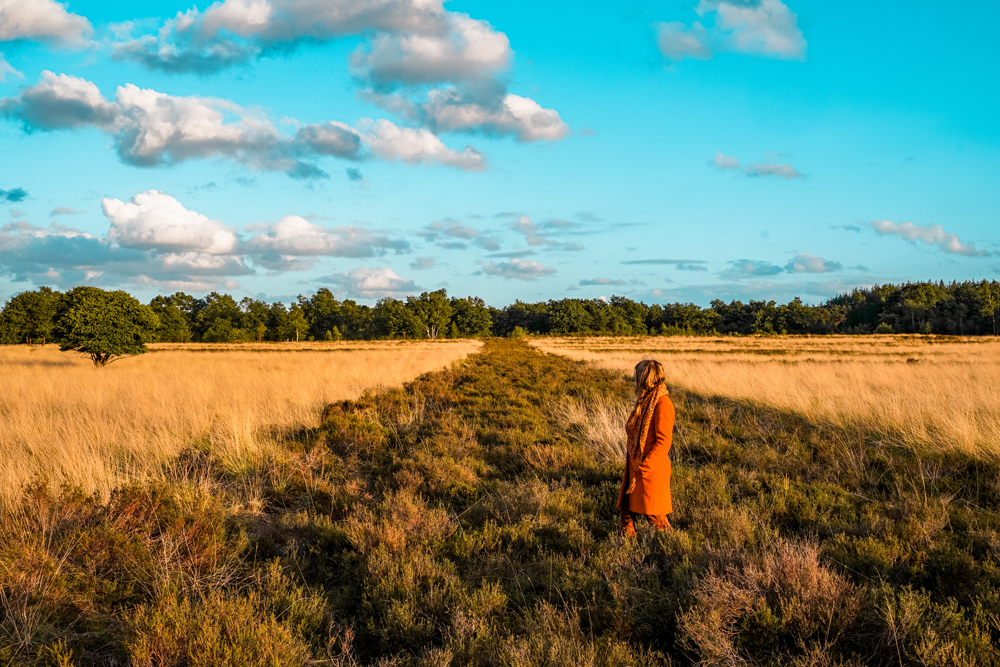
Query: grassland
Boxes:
[
  {"xmin": 531, "ymin": 335, "xmax": 1000, "ymax": 458},
  {"xmin": 2, "ymin": 338, "xmax": 1000, "ymax": 666},
  {"xmin": 0, "ymin": 340, "xmax": 480, "ymax": 510}
]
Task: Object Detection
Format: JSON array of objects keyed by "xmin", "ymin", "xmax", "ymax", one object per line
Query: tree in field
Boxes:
[
  {"xmin": 407, "ymin": 290, "xmax": 452, "ymax": 339},
  {"xmin": 53, "ymin": 287, "xmax": 160, "ymax": 366},
  {"xmin": 0, "ymin": 287, "xmax": 59, "ymax": 344}
]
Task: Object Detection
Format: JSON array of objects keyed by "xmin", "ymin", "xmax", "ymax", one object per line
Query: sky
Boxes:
[{"xmin": 0, "ymin": 0, "xmax": 998, "ymax": 307}]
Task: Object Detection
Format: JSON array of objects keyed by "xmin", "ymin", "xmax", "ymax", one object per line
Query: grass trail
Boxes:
[{"xmin": 3, "ymin": 339, "xmax": 1000, "ymax": 666}]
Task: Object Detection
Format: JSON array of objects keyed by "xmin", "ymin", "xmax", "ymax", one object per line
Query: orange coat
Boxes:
[{"xmin": 618, "ymin": 394, "xmax": 675, "ymax": 515}]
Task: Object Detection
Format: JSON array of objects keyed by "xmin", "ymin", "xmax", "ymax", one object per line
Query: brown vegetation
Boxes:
[
  {"xmin": 0, "ymin": 340, "xmax": 480, "ymax": 509},
  {"xmin": 531, "ymin": 335, "xmax": 1000, "ymax": 457}
]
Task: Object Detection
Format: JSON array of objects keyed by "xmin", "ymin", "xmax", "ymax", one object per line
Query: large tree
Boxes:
[
  {"xmin": 406, "ymin": 290, "xmax": 452, "ymax": 339},
  {"xmin": 53, "ymin": 287, "xmax": 160, "ymax": 366}
]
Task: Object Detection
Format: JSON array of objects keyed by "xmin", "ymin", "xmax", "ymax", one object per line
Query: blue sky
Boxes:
[{"xmin": 1, "ymin": 0, "xmax": 997, "ymax": 307}]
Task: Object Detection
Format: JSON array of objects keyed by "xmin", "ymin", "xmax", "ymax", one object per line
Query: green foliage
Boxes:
[
  {"xmin": 874, "ymin": 322, "xmax": 895, "ymax": 334},
  {"xmin": 406, "ymin": 289, "xmax": 452, "ymax": 339},
  {"xmin": 0, "ymin": 287, "xmax": 58, "ymax": 344},
  {"xmin": 52, "ymin": 287, "xmax": 159, "ymax": 366}
]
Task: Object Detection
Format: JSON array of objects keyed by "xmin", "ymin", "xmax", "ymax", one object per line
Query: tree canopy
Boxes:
[{"xmin": 52, "ymin": 287, "xmax": 160, "ymax": 366}]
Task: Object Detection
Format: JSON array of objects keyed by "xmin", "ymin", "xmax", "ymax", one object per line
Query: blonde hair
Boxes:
[{"xmin": 634, "ymin": 359, "xmax": 666, "ymax": 401}]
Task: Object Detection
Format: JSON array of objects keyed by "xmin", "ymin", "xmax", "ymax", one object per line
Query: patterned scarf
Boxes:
[{"xmin": 624, "ymin": 384, "xmax": 667, "ymax": 494}]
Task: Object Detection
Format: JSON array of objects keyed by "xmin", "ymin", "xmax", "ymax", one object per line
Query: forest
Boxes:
[{"xmin": 1, "ymin": 279, "xmax": 999, "ymax": 346}]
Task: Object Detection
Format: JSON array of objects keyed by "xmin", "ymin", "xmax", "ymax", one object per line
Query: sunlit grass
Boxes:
[
  {"xmin": 531, "ymin": 335, "xmax": 1000, "ymax": 457},
  {"xmin": 0, "ymin": 340, "xmax": 480, "ymax": 509}
]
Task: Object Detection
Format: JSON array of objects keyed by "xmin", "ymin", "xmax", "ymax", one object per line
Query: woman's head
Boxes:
[{"xmin": 634, "ymin": 359, "xmax": 665, "ymax": 399}]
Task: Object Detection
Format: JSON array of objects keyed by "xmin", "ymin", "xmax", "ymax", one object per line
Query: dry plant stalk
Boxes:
[
  {"xmin": 0, "ymin": 340, "xmax": 480, "ymax": 510},
  {"xmin": 532, "ymin": 335, "xmax": 1000, "ymax": 457}
]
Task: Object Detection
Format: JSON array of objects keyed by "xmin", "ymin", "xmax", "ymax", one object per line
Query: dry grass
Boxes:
[
  {"xmin": 531, "ymin": 335, "xmax": 1000, "ymax": 457},
  {"xmin": 0, "ymin": 340, "xmax": 480, "ymax": 510}
]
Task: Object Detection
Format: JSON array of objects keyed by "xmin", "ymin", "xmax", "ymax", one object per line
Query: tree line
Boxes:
[{"xmin": 2, "ymin": 280, "xmax": 999, "ymax": 352}]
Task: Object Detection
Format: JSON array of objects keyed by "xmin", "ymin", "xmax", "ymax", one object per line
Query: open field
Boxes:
[
  {"xmin": 531, "ymin": 335, "xmax": 1000, "ymax": 458},
  {"xmin": 0, "ymin": 340, "xmax": 480, "ymax": 509},
  {"xmin": 3, "ymin": 339, "xmax": 1000, "ymax": 666}
]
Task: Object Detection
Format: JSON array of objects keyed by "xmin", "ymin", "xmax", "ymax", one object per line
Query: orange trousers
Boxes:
[{"xmin": 620, "ymin": 506, "xmax": 672, "ymax": 536}]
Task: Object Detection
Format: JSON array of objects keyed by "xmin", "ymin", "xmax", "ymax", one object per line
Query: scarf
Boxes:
[{"xmin": 624, "ymin": 384, "xmax": 667, "ymax": 495}]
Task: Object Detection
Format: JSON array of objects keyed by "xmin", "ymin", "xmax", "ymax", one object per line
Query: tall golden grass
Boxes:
[
  {"xmin": 532, "ymin": 335, "xmax": 1000, "ymax": 457},
  {"xmin": 0, "ymin": 340, "xmax": 480, "ymax": 509}
]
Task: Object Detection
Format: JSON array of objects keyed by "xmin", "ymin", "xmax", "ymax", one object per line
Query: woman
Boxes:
[{"xmin": 618, "ymin": 359, "xmax": 675, "ymax": 536}]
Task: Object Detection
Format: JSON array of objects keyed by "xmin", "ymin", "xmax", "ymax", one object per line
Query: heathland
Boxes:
[{"xmin": 2, "ymin": 336, "xmax": 1000, "ymax": 666}]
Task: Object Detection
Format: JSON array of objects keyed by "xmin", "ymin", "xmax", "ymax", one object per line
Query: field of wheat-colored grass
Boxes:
[
  {"xmin": 0, "ymin": 340, "xmax": 480, "ymax": 509},
  {"xmin": 531, "ymin": 335, "xmax": 1000, "ymax": 457}
]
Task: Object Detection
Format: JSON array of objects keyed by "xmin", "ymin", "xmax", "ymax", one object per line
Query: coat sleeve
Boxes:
[{"xmin": 642, "ymin": 396, "xmax": 675, "ymax": 460}]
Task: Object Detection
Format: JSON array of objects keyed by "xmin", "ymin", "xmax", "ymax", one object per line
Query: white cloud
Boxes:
[
  {"xmin": 114, "ymin": 0, "xmax": 449, "ymax": 73},
  {"xmin": 362, "ymin": 118, "xmax": 486, "ymax": 170},
  {"xmin": 351, "ymin": 14, "xmax": 510, "ymax": 85},
  {"xmin": 246, "ymin": 215, "xmax": 409, "ymax": 258},
  {"xmin": 424, "ymin": 89, "xmax": 569, "ymax": 142},
  {"xmin": 512, "ymin": 215, "xmax": 584, "ymax": 251},
  {"xmin": 0, "ymin": 219, "xmax": 252, "ymax": 289},
  {"xmin": 711, "ymin": 152, "xmax": 740, "ymax": 170},
  {"xmin": 51, "ymin": 206, "xmax": 85, "ymax": 215},
  {"xmin": 744, "ymin": 161, "xmax": 804, "ymax": 179},
  {"xmin": 655, "ymin": 0, "xmax": 805, "ymax": 62},
  {"xmin": 321, "ymin": 266, "xmax": 418, "ymax": 299},
  {"xmin": 703, "ymin": 0, "xmax": 806, "ymax": 60},
  {"xmin": 103, "ymin": 190, "xmax": 239, "ymax": 255},
  {"xmin": 1, "ymin": 72, "xmax": 486, "ymax": 177},
  {"xmin": 0, "ymin": 53, "xmax": 23, "ymax": 82},
  {"xmin": 479, "ymin": 258, "xmax": 556, "ymax": 281},
  {"xmin": 409, "ymin": 256, "xmax": 435, "ymax": 270},
  {"xmin": 870, "ymin": 220, "xmax": 991, "ymax": 257},
  {"xmin": 0, "ymin": 0, "xmax": 92, "ymax": 47},
  {"xmin": 784, "ymin": 253, "xmax": 842, "ymax": 273},
  {"xmin": 362, "ymin": 87, "xmax": 569, "ymax": 142},
  {"xmin": 654, "ymin": 21, "xmax": 711, "ymax": 61}
]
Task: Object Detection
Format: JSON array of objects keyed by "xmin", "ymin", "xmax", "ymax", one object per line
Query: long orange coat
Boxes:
[{"xmin": 618, "ymin": 394, "xmax": 675, "ymax": 516}]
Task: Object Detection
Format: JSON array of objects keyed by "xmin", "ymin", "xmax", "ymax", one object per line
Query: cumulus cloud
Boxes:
[
  {"xmin": 103, "ymin": 190, "xmax": 239, "ymax": 255},
  {"xmin": 0, "ymin": 218, "xmax": 252, "ymax": 290},
  {"xmin": 580, "ymin": 277, "xmax": 626, "ymax": 286},
  {"xmin": 1, "ymin": 72, "xmax": 487, "ymax": 177},
  {"xmin": 361, "ymin": 118, "xmax": 486, "ymax": 170},
  {"xmin": 711, "ymin": 152, "xmax": 740, "ymax": 170},
  {"xmin": 745, "ymin": 161, "xmax": 804, "ymax": 179},
  {"xmin": 0, "ymin": 53, "xmax": 23, "ymax": 82},
  {"xmin": 720, "ymin": 258, "xmax": 784, "ymax": 280},
  {"xmin": 0, "ymin": 189, "xmax": 416, "ymax": 291},
  {"xmin": 319, "ymin": 267, "xmax": 418, "ymax": 299},
  {"xmin": 655, "ymin": 0, "xmax": 805, "ymax": 62},
  {"xmin": 51, "ymin": 206, "xmax": 84, "ymax": 215},
  {"xmin": 870, "ymin": 219, "xmax": 991, "ymax": 257},
  {"xmin": 784, "ymin": 253, "xmax": 842, "ymax": 274},
  {"xmin": 703, "ymin": 0, "xmax": 806, "ymax": 60},
  {"xmin": 1, "ymin": 186, "xmax": 28, "ymax": 203},
  {"xmin": 0, "ymin": 0, "xmax": 93, "ymax": 47},
  {"xmin": 479, "ymin": 258, "xmax": 556, "ymax": 281},
  {"xmin": 362, "ymin": 86, "xmax": 569, "ymax": 143},
  {"xmin": 246, "ymin": 215, "xmax": 409, "ymax": 263},
  {"xmin": 113, "ymin": 0, "xmax": 449, "ymax": 74},
  {"xmin": 351, "ymin": 14, "xmax": 510, "ymax": 86},
  {"xmin": 654, "ymin": 21, "xmax": 711, "ymax": 61}
]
